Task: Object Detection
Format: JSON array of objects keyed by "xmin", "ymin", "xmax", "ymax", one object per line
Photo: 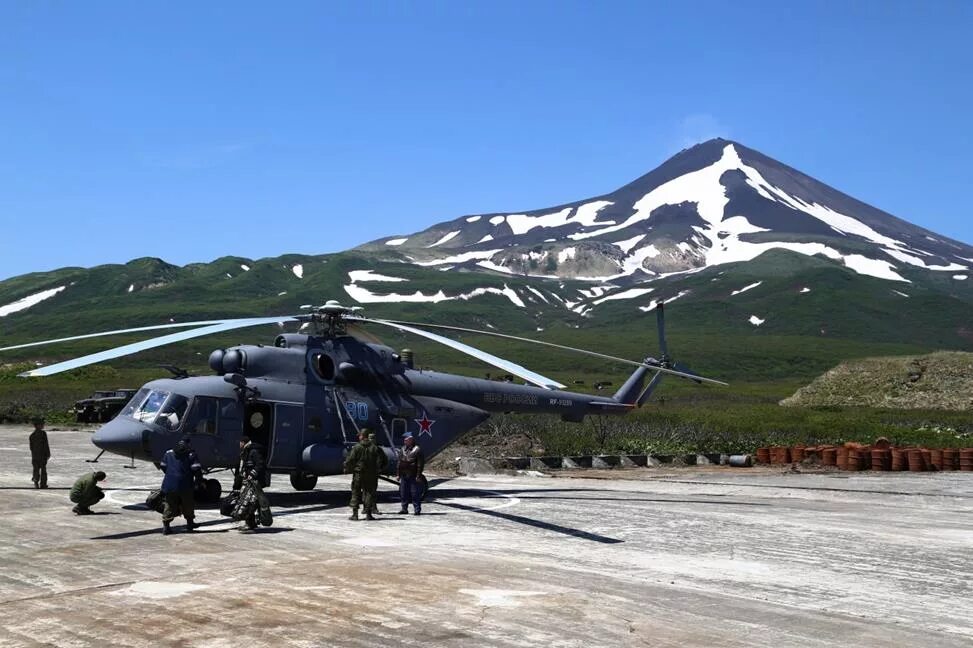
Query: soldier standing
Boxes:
[
  {"xmin": 343, "ymin": 428, "xmax": 388, "ymax": 521},
  {"xmin": 159, "ymin": 436, "xmax": 203, "ymax": 535},
  {"xmin": 69, "ymin": 471, "xmax": 106, "ymax": 514},
  {"xmin": 29, "ymin": 417, "xmax": 50, "ymax": 489},
  {"xmin": 233, "ymin": 435, "xmax": 272, "ymax": 529},
  {"xmin": 397, "ymin": 432, "xmax": 425, "ymax": 515}
]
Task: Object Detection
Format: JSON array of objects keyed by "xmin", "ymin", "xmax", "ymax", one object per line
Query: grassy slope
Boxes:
[{"xmin": 2, "ymin": 250, "xmax": 972, "ymax": 449}]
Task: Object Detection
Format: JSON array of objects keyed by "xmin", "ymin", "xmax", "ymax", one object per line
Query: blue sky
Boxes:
[{"xmin": 1, "ymin": 1, "xmax": 971, "ymax": 280}]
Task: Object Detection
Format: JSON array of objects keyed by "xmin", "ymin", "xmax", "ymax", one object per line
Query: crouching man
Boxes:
[{"xmin": 70, "ymin": 471, "xmax": 106, "ymax": 515}]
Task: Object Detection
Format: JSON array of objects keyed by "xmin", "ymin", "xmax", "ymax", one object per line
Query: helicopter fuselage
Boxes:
[{"xmin": 91, "ymin": 333, "xmax": 640, "ymax": 482}]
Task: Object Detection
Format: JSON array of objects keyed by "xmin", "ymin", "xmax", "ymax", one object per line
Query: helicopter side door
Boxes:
[{"xmin": 270, "ymin": 403, "xmax": 303, "ymax": 469}]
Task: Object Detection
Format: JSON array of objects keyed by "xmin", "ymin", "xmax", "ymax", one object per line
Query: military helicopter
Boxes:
[{"xmin": 2, "ymin": 300, "xmax": 724, "ymax": 498}]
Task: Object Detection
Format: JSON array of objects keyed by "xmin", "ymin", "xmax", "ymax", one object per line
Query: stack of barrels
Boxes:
[{"xmin": 754, "ymin": 443, "xmax": 973, "ymax": 472}]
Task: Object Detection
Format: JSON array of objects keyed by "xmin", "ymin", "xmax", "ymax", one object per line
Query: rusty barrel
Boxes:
[
  {"xmin": 846, "ymin": 448, "xmax": 864, "ymax": 471},
  {"xmin": 870, "ymin": 448, "xmax": 890, "ymax": 471},
  {"xmin": 908, "ymin": 449, "xmax": 925, "ymax": 472},
  {"xmin": 929, "ymin": 449, "xmax": 943, "ymax": 471},
  {"xmin": 942, "ymin": 449, "xmax": 959, "ymax": 471},
  {"xmin": 960, "ymin": 449, "xmax": 973, "ymax": 472},
  {"xmin": 821, "ymin": 447, "xmax": 837, "ymax": 466},
  {"xmin": 791, "ymin": 446, "xmax": 806, "ymax": 462},
  {"xmin": 921, "ymin": 449, "xmax": 933, "ymax": 471},
  {"xmin": 891, "ymin": 448, "xmax": 908, "ymax": 471},
  {"xmin": 771, "ymin": 446, "xmax": 791, "ymax": 464},
  {"xmin": 836, "ymin": 446, "xmax": 849, "ymax": 470},
  {"xmin": 756, "ymin": 448, "xmax": 771, "ymax": 464}
]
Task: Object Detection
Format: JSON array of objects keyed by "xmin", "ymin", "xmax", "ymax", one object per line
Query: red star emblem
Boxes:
[{"xmin": 415, "ymin": 413, "xmax": 435, "ymax": 437}]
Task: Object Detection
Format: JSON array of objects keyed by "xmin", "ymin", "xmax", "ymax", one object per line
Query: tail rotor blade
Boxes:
[{"xmin": 636, "ymin": 371, "xmax": 664, "ymax": 407}]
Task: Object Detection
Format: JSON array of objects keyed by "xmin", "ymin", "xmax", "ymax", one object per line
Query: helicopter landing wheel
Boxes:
[
  {"xmin": 203, "ymin": 478, "xmax": 222, "ymax": 502},
  {"xmin": 290, "ymin": 471, "xmax": 318, "ymax": 491}
]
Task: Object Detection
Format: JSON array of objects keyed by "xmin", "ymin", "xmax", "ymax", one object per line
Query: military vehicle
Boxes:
[
  {"xmin": 2, "ymin": 300, "xmax": 723, "ymax": 498},
  {"xmin": 73, "ymin": 389, "xmax": 138, "ymax": 423}
]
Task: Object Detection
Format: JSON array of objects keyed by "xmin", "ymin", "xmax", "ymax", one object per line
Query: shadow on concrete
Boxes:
[
  {"xmin": 0, "ymin": 486, "xmax": 72, "ymax": 491},
  {"xmin": 435, "ymin": 500, "xmax": 623, "ymax": 544}
]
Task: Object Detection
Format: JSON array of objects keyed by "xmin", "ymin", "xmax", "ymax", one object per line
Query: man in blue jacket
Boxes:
[{"xmin": 159, "ymin": 436, "xmax": 203, "ymax": 535}]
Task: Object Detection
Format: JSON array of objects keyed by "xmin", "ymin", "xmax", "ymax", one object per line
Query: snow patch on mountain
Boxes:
[
  {"xmin": 127, "ymin": 284, "xmax": 135, "ymax": 293},
  {"xmin": 477, "ymin": 234, "xmax": 494, "ymax": 243},
  {"xmin": 639, "ymin": 290, "xmax": 690, "ymax": 312},
  {"xmin": 466, "ymin": 216, "xmax": 481, "ymax": 223},
  {"xmin": 429, "ymin": 231, "xmax": 460, "ymax": 248},
  {"xmin": 0, "ymin": 286, "xmax": 67, "ymax": 317},
  {"xmin": 292, "ymin": 264, "xmax": 304, "ymax": 279},
  {"xmin": 730, "ymin": 281, "xmax": 762, "ymax": 296},
  {"xmin": 557, "ymin": 247, "xmax": 577, "ymax": 264},
  {"xmin": 525, "ymin": 286, "xmax": 549, "ymax": 303},
  {"xmin": 892, "ymin": 290, "xmax": 910, "ymax": 297},
  {"xmin": 240, "ymin": 264, "xmax": 250, "ymax": 271},
  {"xmin": 343, "ymin": 283, "xmax": 525, "ymax": 307},
  {"xmin": 842, "ymin": 255, "xmax": 907, "ymax": 282},
  {"xmin": 348, "ymin": 270, "xmax": 408, "ymax": 282},
  {"xmin": 800, "ymin": 287, "xmax": 811, "ymax": 293},
  {"xmin": 416, "ymin": 249, "xmax": 503, "ymax": 267},
  {"xmin": 385, "ymin": 238, "xmax": 408, "ymax": 246},
  {"xmin": 954, "ymin": 275, "xmax": 968, "ymax": 280},
  {"xmin": 749, "ymin": 315, "xmax": 765, "ymax": 326},
  {"xmin": 614, "ymin": 234, "xmax": 645, "ymax": 254},
  {"xmin": 501, "ymin": 201, "xmax": 614, "ymax": 237},
  {"xmin": 593, "ymin": 287, "xmax": 655, "ymax": 304}
]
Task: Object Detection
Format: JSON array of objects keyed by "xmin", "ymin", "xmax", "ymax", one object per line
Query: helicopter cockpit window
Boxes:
[
  {"xmin": 156, "ymin": 394, "xmax": 189, "ymax": 431},
  {"xmin": 120, "ymin": 388, "xmax": 150, "ymax": 417},
  {"xmin": 312, "ymin": 353, "xmax": 335, "ymax": 381},
  {"xmin": 132, "ymin": 390, "xmax": 170, "ymax": 423}
]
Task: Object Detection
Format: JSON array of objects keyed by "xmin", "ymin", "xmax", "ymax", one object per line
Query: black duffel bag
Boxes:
[{"xmin": 220, "ymin": 490, "xmax": 240, "ymax": 517}]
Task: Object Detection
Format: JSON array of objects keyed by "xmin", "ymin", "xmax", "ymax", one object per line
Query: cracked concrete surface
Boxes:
[{"xmin": 0, "ymin": 424, "xmax": 970, "ymax": 647}]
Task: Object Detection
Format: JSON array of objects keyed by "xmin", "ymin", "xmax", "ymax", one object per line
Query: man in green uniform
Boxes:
[
  {"xmin": 69, "ymin": 471, "xmax": 106, "ymax": 515},
  {"xmin": 343, "ymin": 428, "xmax": 387, "ymax": 521},
  {"xmin": 29, "ymin": 417, "xmax": 51, "ymax": 489}
]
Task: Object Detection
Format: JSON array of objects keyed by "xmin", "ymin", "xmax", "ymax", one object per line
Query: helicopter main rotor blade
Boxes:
[
  {"xmin": 0, "ymin": 319, "xmax": 239, "ymax": 352},
  {"xmin": 19, "ymin": 316, "xmax": 300, "ymax": 377},
  {"xmin": 353, "ymin": 318, "xmax": 727, "ymax": 386},
  {"xmin": 352, "ymin": 318, "xmax": 566, "ymax": 390}
]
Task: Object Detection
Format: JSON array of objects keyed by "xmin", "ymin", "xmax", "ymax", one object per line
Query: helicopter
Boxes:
[{"xmin": 1, "ymin": 299, "xmax": 724, "ymax": 499}]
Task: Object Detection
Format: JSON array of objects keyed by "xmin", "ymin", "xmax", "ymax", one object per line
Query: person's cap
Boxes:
[
  {"xmin": 94, "ymin": 471, "xmax": 107, "ymax": 480},
  {"xmin": 180, "ymin": 435, "xmax": 192, "ymax": 445},
  {"xmin": 403, "ymin": 432, "xmax": 414, "ymax": 439},
  {"xmin": 239, "ymin": 435, "xmax": 250, "ymax": 444}
]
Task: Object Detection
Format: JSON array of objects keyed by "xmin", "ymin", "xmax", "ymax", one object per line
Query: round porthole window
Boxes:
[{"xmin": 249, "ymin": 412, "xmax": 264, "ymax": 429}]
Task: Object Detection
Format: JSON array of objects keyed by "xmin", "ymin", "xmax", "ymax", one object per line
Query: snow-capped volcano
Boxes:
[{"xmin": 361, "ymin": 139, "xmax": 972, "ymax": 285}]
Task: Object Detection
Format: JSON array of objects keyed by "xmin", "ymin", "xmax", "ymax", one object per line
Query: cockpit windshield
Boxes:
[{"xmin": 120, "ymin": 388, "xmax": 150, "ymax": 417}]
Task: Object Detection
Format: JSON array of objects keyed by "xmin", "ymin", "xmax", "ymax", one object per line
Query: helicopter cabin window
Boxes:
[
  {"xmin": 391, "ymin": 418, "xmax": 407, "ymax": 439},
  {"xmin": 120, "ymin": 388, "xmax": 150, "ymax": 417},
  {"xmin": 187, "ymin": 397, "xmax": 219, "ymax": 435},
  {"xmin": 132, "ymin": 390, "xmax": 169, "ymax": 423},
  {"xmin": 156, "ymin": 394, "xmax": 189, "ymax": 431},
  {"xmin": 311, "ymin": 352, "xmax": 336, "ymax": 382}
]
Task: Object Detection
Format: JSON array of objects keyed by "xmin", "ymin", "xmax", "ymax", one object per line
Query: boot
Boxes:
[
  {"xmin": 163, "ymin": 521, "xmax": 172, "ymax": 535},
  {"xmin": 33, "ymin": 481, "xmax": 39, "ymax": 489},
  {"xmin": 185, "ymin": 520, "xmax": 198, "ymax": 532},
  {"xmin": 398, "ymin": 507, "xmax": 409, "ymax": 514},
  {"xmin": 413, "ymin": 509, "xmax": 421, "ymax": 516},
  {"xmin": 348, "ymin": 507, "xmax": 359, "ymax": 521},
  {"xmin": 365, "ymin": 512, "xmax": 376, "ymax": 521}
]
